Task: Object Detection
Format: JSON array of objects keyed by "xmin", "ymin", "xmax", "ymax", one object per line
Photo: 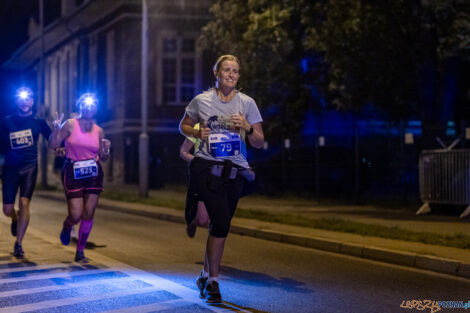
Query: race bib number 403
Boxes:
[
  {"xmin": 73, "ymin": 159, "xmax": 98, "ymax": 180},
  {"xmin": 10, "ymin": 129, "xmax": 34, "ymax": 149},
  {"xmin": 209, "ymin": 133, "xmax": 241, "ymax": 158}
]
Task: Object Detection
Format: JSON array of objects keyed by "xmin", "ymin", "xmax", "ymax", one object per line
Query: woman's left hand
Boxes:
[
  {"xmin": 231, "ymin": 113, "xmax": 250, "ymax": 132},
  {"xmin": 101, "ymin": 139, "xmax": 111, "ymax": 155}
]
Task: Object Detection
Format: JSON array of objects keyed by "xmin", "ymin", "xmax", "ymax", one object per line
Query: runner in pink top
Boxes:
[
  {"xmin": 65, "ymin": 118, "xmax": 100, "ymax": 161},
  {"xmin": 49, "ymin": 93, "xmax": 111, "ymax": 263}
]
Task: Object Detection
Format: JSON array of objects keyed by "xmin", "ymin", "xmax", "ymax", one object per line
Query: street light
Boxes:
[
  {"xmin": 139, "ymin": 0, "xmax": 149, "ymax": 197},
  {"xmin": 39, "ymin": 0, "xmax": 47, "ymax": 188}
]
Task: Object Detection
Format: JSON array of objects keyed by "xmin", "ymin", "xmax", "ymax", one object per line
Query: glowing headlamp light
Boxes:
[
  {"xmin": 77, "ymin": 93, "xmax": 98, "ymax": 111},
  {"xmin": 16, "ymin": 87, "xmax": 33, "ymax": 101},
  {"xmin": 19, "ymin": 91, "xmax": 29, "ymax": 99}
]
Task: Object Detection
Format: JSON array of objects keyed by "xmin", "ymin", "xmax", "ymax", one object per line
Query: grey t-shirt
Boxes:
[{"xmin": 185, "ymin": 89, "xmax": 263, "ymax": 168}]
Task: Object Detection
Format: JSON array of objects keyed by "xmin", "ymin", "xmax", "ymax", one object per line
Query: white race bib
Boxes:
[
  {"xmin": 73, "ymin": 159, "xmax": 98, "ymax": 180},
  {"xmin": 9, "ymin": 129, "xmax": 33, "ymax": 149},
  {"xmin": 209, "ymin": 132, "xmax": 241, "ymax": 158}
]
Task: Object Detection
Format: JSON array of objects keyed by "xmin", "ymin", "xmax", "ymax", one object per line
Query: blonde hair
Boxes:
[{"xmin": 213, "ymin": 55, "xmax": 240, "ymax": 74}]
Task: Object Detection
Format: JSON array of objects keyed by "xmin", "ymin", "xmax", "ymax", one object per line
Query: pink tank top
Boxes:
[{"xmin": 65, "ymin": 118, "xmax": 100, "ymax": 161}]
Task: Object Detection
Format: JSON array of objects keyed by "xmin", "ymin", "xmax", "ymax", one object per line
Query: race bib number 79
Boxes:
[
  {"xmin": 73, "ymin": 159, "xmax": 98, "ymax": 180},
  {"xmin": 209, "ymin": 132, "xmax": 241, "ymax": 158},
  {"xmin": 10, "ymin": 129, "xmax": 33, "ymax": 149}
]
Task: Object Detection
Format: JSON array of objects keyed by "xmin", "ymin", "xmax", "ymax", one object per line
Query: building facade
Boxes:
[{"xmin": 3, "ymin": 0, "xmax": 215, "ymax": 187}]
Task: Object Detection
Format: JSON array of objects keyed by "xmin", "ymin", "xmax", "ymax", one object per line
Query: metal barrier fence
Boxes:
[{"xmin": 418, "ymin": 149, "xmax": 470, "ymax": 218}]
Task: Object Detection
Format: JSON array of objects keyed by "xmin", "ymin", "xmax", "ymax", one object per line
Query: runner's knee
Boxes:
[
  {"xmin": 19, "ymin": 198, "xmax": 30, "ymax": 210},
  {"xmin": 3, "ymin": 205, "xmax": 14, "ymax": 216}
]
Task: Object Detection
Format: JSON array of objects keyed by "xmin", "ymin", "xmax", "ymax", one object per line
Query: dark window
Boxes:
[
  {"xmin": 163, "ymin": 59, "xmax": 176, "ymax": 83},
  {"xmin": 182, "ymin": 39, "xmax": 195, "ymax": 53},
  {"xmin": 163, "ymin": 38, "xmax": 177, "ymax": 53},
  {"xmin": 161, "ymin": 36, "xmax": 198, "ymax": 104},
  {"xmin": 181, "ymin": 87, "xmax": 195, "ymax": 102},
  {"xmin": 163, "ymin": 87, "xmax": 176, "ymax": 102},
  {"xmin": 181, "ymin": 59, "xmax": 194, "ymax": 84}
]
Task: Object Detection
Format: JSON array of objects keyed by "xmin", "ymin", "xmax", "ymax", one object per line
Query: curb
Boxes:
[{"xmin": 37, "ymin": 193, "xmax": 470, "ymax": 280}]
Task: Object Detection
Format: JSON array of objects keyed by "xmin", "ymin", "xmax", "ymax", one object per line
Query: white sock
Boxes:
[
  {"xmin": 208, "ymin": 276, "xmax": 219, "ymax": 283},
  {"xmin": 201, "ymin": 270, "xmax": 209, "ymax": 278}
]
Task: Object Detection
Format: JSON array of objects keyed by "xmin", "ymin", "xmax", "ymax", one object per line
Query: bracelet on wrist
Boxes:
[{"xmin": 247, "ymin": 126, "xmax": 254, "ymax": 135}]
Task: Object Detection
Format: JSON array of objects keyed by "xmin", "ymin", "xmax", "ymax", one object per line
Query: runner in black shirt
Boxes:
[{"xmin": 0, "ymin": 87, "xmax": 51, "ymax": 258}]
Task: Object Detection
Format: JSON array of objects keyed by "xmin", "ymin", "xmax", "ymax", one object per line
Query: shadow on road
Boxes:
[{"xmin": 218, "ymin": 264, "xmax": 313, "ymax": 294}]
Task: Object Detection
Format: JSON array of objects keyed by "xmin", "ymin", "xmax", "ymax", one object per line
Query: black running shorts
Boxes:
[
  {"xmin": 188, "ymin": 157, "xmax": 245, "ymax": 238},
  {"xmin": 2, "ymin": 163, "xmax": 38, "ymax": 204},
  {"xmin": 62, "ymin": 159, "xmax": 104, "ymax": 199}
]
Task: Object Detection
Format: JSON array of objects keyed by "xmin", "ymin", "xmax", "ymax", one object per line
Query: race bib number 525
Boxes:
[
  {"xmin": 73, "ymin": 159, "xmax": 98, "ymax": 180},
  {"xmin": 10, "ymin": 129, "xmax": 33, "ymax": 149}
]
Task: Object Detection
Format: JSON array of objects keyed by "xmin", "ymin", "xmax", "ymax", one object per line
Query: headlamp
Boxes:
[
  {"xmin": 16, "ymin": 87, "xmax": 33, "ymax": 102},
  {"xmin": 77, "ymin": 93, "xmax": 98, "ymax": 111}
]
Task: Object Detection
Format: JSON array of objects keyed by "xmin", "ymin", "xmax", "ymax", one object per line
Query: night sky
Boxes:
[{"xmin": 0, "ymin": 0, "xmax": 60, "ymax": 116}]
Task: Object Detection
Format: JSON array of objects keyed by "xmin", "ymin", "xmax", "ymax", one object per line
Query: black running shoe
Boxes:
[
  {"xmin": 205, "ymin": 281, "xmax": 222, "ymax": 303},
  {"xmin": 196, "ymin": 273, "xmax": 208, "ymax": 298},
  {"xmin": 186, "ymin": 222, "xmax": 197, "ymax": 238},
  {"xmin": 13, "ymin": 242, "xmax": 24, "ymax": 258},
  {"xmin": 74, "ymin": 250, "xmax": 89, "ymax": 263},
  {"xmin": 11, "ymin": 219, "xmax": 17, "ymax": 237},
  {"xmin": 60, "ymin": 221, "xmax": 71, "ymax": 245}
]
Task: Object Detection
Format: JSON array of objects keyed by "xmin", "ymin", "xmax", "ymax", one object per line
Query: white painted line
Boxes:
[
  {"xmin": 0, "ymin": 275, "xmax": 137, "ymax": 297},
  {"xmin": 0, "ymin": 263, "xmax": 75, "ymax": 274},
  {"xmin": 0, "ymin": 268, "xmax": 111, "ymax": 284}
]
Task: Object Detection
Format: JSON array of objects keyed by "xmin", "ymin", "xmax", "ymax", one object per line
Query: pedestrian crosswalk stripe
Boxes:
[
  {"xmin": 0, "ymin": 269, "xmax": 128, "ymax": 291},
  {"xmin": 0, "ymin": 264, "xmax": 76, "ymax": 274},
  {"xmin": 0, "ymin": 265, "xmax": 94, "ymax": 280},
  {"xmin": 0, "ymin": 275, "xmax": 137, "ymax": 297},
  {"xmin": 0, "ymin": 262, "xmax": 37, "ymax": 270},
  {"xmin": 0, "ymin": 279, "xmax": 155, "ymax": 308},
  {"xmin": 7, "ymin": 289, "xmax": 178, "ymax": 313}
]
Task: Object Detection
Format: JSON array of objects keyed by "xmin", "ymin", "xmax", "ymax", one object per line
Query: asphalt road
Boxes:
[{"xmin": 10, "ymin": 196, "xmax": 470, "ymax": 313}]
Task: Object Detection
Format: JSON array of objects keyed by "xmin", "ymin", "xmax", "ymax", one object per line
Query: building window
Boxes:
[{"xmin": 159, "ymin": 34, "xmax": 200, "ymax": 105}]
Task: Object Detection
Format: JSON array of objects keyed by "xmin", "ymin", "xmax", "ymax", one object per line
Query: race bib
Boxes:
[
  {"xmin": 209, "ymin": 132, "xmax": 241, "ymax": 158},
  {"xmin": 73, "ymin": 159, "xmax": 98, "ymax": 180},
  {"xmin": 10, "ymin": 129, "xmax": 33, "ymax": 149}
]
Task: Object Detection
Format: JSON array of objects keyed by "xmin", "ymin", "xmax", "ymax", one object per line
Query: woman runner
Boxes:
[
  {"xmin": 179, "ymin": 55, "xmax": 264, "ymax": 303},
  {"xmin": 49, "ymin": 93, "xmax": 110, "ymax": 262}
]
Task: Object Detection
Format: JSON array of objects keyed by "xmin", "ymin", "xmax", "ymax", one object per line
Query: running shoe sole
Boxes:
[
  {"xmin": 205, "ymin": 281, "xmax": 222, "ymax": 303},
  {"xmin": 13, "ymin": 243, "xmax": 24, "ymax": 258},
  {"xmin": 196, "ymin": 275, "xmax": 208, "ymax": 298},
  {"xmin": 74, "ymin": 250, "xmax": 89, "ymax": 263}
]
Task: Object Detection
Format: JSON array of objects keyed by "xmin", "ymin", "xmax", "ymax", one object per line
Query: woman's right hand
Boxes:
[
  {"xmin": 52, "ymin": 112, "xmax": 64, "ymax": 131},
  {"xmin": 198, "ymin": 123, "xmax": 210, "ymax": 140}
]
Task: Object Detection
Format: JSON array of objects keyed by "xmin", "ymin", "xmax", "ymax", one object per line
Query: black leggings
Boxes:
[{"xmin": 188, "ymin": 157, "xmax": 245, "ymax": 238}]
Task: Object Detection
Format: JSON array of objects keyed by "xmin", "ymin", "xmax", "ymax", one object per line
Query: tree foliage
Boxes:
[
  {"xmin": 304, "ymin": 0, "xmax": 470, "ymax": 120},
  {"xmin": 199, "ymin": 0, "xmax": 470, "ymax": 133},
  {"xmin": 199, "ymin": 0, "xmax": 314, "ymax": 137}
]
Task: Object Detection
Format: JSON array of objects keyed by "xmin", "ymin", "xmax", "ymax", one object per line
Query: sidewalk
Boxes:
[{"xmin": 35, "ymin": 190, "xmax": 470, "ymax": 280}]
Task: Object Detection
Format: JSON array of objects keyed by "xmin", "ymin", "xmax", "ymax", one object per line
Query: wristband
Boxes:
[{"xmin": 247, "ymin": 126, "xmax": 254, "ymax": 135}]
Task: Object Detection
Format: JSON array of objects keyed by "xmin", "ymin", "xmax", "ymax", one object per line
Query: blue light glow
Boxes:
[
  {"xmin": 77, "ymin": 93, "xmax": 98, "ymax": 111},
  {"xmin": 84, "ymin": 96, "xmax": 95, "ymax": 106},
  {"xmin": 16, "ymin": 87, "xmax": 33, "ymax": 101}
]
